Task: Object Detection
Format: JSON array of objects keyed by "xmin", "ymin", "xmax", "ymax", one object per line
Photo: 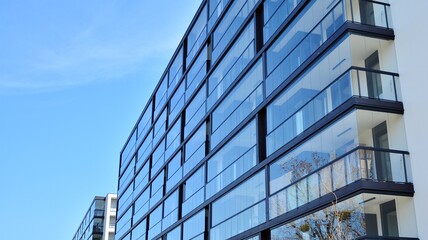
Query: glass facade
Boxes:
[{"xmin": 116, "ymin": 0, "xmax": 418, "ymax": 240}]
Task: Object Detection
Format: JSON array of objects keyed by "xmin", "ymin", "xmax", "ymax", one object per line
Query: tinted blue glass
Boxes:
[
  {"xmin": 186, "ymin": 47, "xmax": 207, "ymax": 102},
  {"xmin": 116, "ymin": 207, "xmax": 132, "ymax": 239},
  {"xmin": 212, "ymin": 0, "xmax": 257, "ymax": 63},
  {"xmin": 121, "ymin": 130, "xmax": 136, "ymax": 173},
  {"xmin": 167, "ymin": 225, "xmax": 181, "ymax": 240},
  {"xmin": 166, "ymin": 151, "xmax": 183, "ymax": 192},
  {"xmin": 154, "ymin": 75, "xmax": 168, "ymax": 117},
  {"xmin": 148, "ymin": 204, "xmax": 163, "ymax": 239},
  {"xmin": 208, "ymin": 20, "xmax": 255, "ymax": 110},
  {"xmin": 187, "ymin": 5, "xmax": 207, "ymax": 66},
  {"xmin": 265, "ymin": 0, "xmax": 345, "ymax": 95},
  {"xmin": 211, "ymin": 59, "xmax": 263, "ymax": 148},
  {"xmin": 266, "ymin": 34, "xmax": 352, "ymax": 155},
  {"xmin": 151, "ymin": 139, "xmax": 165, "ymax": 176},
  {"xmin": 211, "ymin": 170, "xmax": 265, "ymax": 226},
  {"xmin": 153, "ymin": 109, "xmax": 167, "ymax": 146},
  {"xmin": 185, "ymin": 84, "xmax": 207, "ymax": 138},
  {"xmin": 169, "ymin": 47, "xmax": 183, "ymax": 91},
  {"xmin": 136, "ymin": 130, "xmax": 152, "ymax": 170},
  {"xmin": 119, "ymin": 157, "xmax": 135, "ymax": 196},
  {"xmin": 163, "ymin": 190, "xmax": 179, "ymax": 230},
  {"xmin": 133, "ymin": 188, "xmax": 149, "ymax": 223},
  {"xmin": 170, "ymin": 81, "xmax": 185, "ymax": 121},
  {"xmin": 137, "ymin": 101, "xmax": 152, "ymax": 145},
  {"xmin": 263, "ymin": 0, "xmax": 302, "ymax": 42},
  {"xmin": 208, "ymin": 0, "xmax": 232, "ymax": 30},
  {"xmin": 207, "ymin": 120, "xmax": 257, "ymax": 198},
  {"xmin": 183, "ymin": 166, "xmax": 205, "ymax": 216},
  {"xmin": 165, "ymin": 118, "xmax": 181, "ymax": 160},
  {"xmin": 134, "ymin": 161, "xmax": 149, "ymax": 195},
  {"xmin": 118, "ymin": 184, "xmax": 133, "ymax": 217},
  {"xmin": 184, "ymin": 123, "xmax": 206, "ymax": 175},
  {"xmin": 131, "ymin": 218, "xmax": 147, "ymax": 240},
  {"xmin": 211, "ymin": 201, "xmax": 266, "ymax": 240},
  {"xmin": 183, "ymin": 210, "xmax": 205, "ymax": 240},
  {"xmin": 150, "ymin": 171, "xmax": 164, "ymax": 208}
]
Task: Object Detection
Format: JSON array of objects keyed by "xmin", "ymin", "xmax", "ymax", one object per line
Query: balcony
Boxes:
[
  {"xmin": 269, "ymin": 146, "xmax": 412, "ymax": 219},
  {"xmin": 271, "ymin": 193, "xmax": 419, "ymax": 239}
]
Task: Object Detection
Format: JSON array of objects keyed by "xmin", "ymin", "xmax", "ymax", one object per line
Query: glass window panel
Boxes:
[
  {"xmin": 150, "ymin": 170, "xmax": 165, "ymax": 208},
  {"xmin": 167, "ymin": 225, "xmax": 182, "ymax": 240},
  {"xmin": 265, "ymin": 0, "xmax": 345, "ymax": 95},
  {"xmin": 134, "ymin": 161, "xmax": 150, "ymax": 196},
  {"xmin": 119, "ymin": 157, "xmax": 135, "ymax": 196},
  {"xmin": 166, "ymin": 118, "xmax": 181, "ymax": 161},
  {"xmin": 187, "ymin": 4, "xmax": 207, "ymax": 66},
  {"xmin": 266, "ymin": 34, "xmax": 353, "ymax": 155},
  {"xmin": 137, "ymin": 101, "xmax": 152, "ymax": 144},
  {"xmin": 209, "ymin": 0, "xmax": 232, "ymax": 30},
  {"xmin": 211, "ymin": 59, "xmax": 263, "ymax": 148},
  {"xmin": 263, "ymin": 0, "xmax": 302, "ymax": 42},
  {"xmin": 131, "ymin": 218, "xmax": 147, "ymax": 240},
  {"xmin": 116, "ymin": 207, "xmax": 132, "ymax": 240},
  {"xmin": 170, "ymin": 81, "xmax": 185, "ymax": 121},
  {"xmin": 210, "ymin": 201, "xmax": 265, "ymax": 240},
  {"xmin": 134, "ymin": 188, "xmax": 150, "ymax": 223},
  {"xmin": 206, "ymin": 120, "xmax": 257, "ymax": 198},
  {"xmin": 211, "ymin": 170, "xmax": 266, "ymax": 226},
  {"xmin": 152, "ymin": 139, "xmax": 165, "ymax": 176},
  {"xmin": 212, "ymin": 0, "xmax": 257, "ymax": 63},
  {"xmin": 183, "ymin": 166, "xmax": 206, "ymax": 216},
  {"xmin": 137, "ymin": 130, "xmax": 153, "ymax": 170},
  {"xmin": 185, "ymin": 84, "xmax": 207, "ymax": 138},
  {"xmin": 208, "ymin": 20, "xmax": 255, "ymax": 110},
  {"xmin": 163, "ymin": 190, "xmax": 179, "ymax": 230},
  {"xmin": 169, "ymin": 46, "xmax": 184, "ymax": 91},
  {"xmin": 166, "ymin": 151, "xmax": 183, "ymax": 192},
  {"xmin": 148, "ymin": 204, "xmax": 163, "ymax": 239},
  {"xmin": 183, "ymin": 210, "xmax": 205, "ymax": 240},
  {"xmin": 153, "ymin": 109, "xmax": 167, "ymax": 146},
  {"xmin": 186, "ymin": 46, "xmax": 207, "ymax": 102},
  {"xmin": 118, "ymin": 184, "xmax": 133, "ymax": 217},
  {"xmin": 184, "ymin": 123, "xmax": 206, "ymax": 175},
  {"xmin": 121, "ymin": 130, "xmax": 137, "ymax": 173},
  {"xmin": 155, "ymin": 75, "xmax": 168, "ymax": 117}
]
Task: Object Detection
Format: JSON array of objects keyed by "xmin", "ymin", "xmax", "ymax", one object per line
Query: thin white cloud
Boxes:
[{"xmin": 0, "ymin": 0, "xmax": 200, "ymax": 95}]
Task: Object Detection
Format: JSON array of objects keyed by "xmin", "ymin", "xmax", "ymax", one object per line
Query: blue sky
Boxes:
[{"xmin": 0, "ymin": 0, "xmax": 201, "ymax": 239}]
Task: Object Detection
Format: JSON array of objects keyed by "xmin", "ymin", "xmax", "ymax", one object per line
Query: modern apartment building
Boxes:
[
  {"xmin": 73, "ymin": 194, "xmax": 118, "ymax": 240},
  {"xmin": 115, "ymin": 0, "xmax": 428, "ymax": 239}
]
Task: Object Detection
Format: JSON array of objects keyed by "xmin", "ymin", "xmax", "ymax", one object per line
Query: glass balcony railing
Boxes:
[
  {"xmin": 345, "ymin": 0, "xmax": 392, "ymax": 29},
  {"xmin": 267, "ymin": 67, "xmax": 400, "ymax": 156},
  {"xmin": 350, "ymin": 67, "xmax": 400, "ymax": 101},
  {"xmin": 269, "ymin": 146, "xmax": 411, "ymax": 219}
]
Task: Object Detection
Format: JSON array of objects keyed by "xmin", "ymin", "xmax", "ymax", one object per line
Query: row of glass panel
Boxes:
[
  {"xmin": 73, "ymin": 199, "xmax": 106, "ymax": 240},
  {"xmin": 271, "ymin": 193, "xmax": 418, "ymax": 239},
  {"xmin": 117, "ymin": 0, "xmax": 397, "ymax": 238},
  {"xmin": 119, "ymin": 157, "xmax": 414, "ymax": 240},
  {"xmin": 120, "ymin": 28, "xmax": 401, "ymax": 205},
  {"xmin": 116, "ymin": 106, "xmax": 412, "ymax": 240},
  {"xmin": 120, "ymin": 0, "xmax": 394, "ymax": 176},
  {"xmin": 118, "ymin": 36, "xmax": 399, "ymax": 240}
]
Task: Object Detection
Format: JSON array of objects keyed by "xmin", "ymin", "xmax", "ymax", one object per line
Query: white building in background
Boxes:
[{"xmin": 72, "ymin": 194, "xmax": 117, "ymax": 240}]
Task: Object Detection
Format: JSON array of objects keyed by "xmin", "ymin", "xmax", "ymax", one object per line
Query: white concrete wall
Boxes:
[
  {"xmin": 389, "ymin": 0, "xmax": 428, "ymax": 238},
  {"xmin": 103, "ymin": 194, "xmax": 118, "ymax": 240}
]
